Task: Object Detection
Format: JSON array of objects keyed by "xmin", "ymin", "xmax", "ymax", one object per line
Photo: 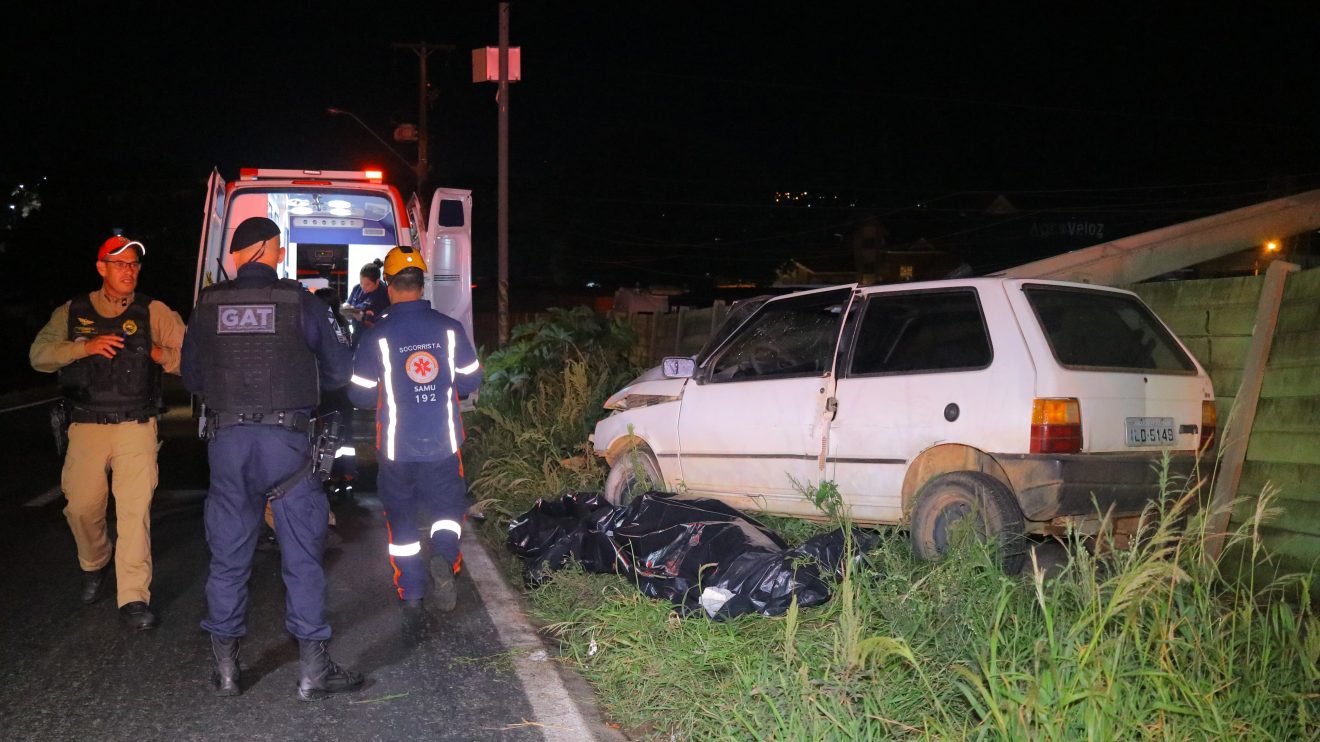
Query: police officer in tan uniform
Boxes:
[{"xmin": 29, "ymin": 235, "xmax": 185, "ymax": 630}]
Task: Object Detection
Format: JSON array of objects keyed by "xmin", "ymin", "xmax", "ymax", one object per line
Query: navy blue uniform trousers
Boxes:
[
  {"xmin": 202, "ymin": 425, "xmax": 331, "ymax": 641},
  {"xmin": 378, "ymin": 456, "xmax": 467, "ymax": 600}
]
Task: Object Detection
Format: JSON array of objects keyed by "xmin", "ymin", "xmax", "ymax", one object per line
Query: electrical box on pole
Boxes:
[{"xmin": 472, "ymin": 47, "xmax": 521, "ymax": 82}]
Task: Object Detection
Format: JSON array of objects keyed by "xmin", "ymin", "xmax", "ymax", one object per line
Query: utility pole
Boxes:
[
  {"xmin": 472, "ymin": 7, "xmax": 519, "ymax": 347},
  {"xmin": 394, "ymin": 42, "xmax": 454, "ymax": 196},
  {"xmin": 497, "ymin": 3, "xmax": 511, "ymax": 347}
]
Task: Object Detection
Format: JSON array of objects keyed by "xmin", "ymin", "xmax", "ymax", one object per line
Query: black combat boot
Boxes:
[
  {"xmin": 296, "ymin": 639, "xmax": 365, "ymax": 701},
  {"xmin": 210, "ymin": 635, "xmax": 241, "ymax": 697}
]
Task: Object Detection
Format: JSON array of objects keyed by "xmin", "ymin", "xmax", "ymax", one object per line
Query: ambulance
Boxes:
[{"xmin": 194, "ymin": 167, "xmax": 474, "ymax": 345}]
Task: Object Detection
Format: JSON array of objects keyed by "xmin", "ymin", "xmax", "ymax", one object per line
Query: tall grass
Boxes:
[
  {"xmin": 520, "ymin": 475, "xmax": 1319, "ymax": 740},
  {"xmin": 465, "ymin": 308, "xmax": 639, "ymax": 518},
  {"xmin": 467, "ymin": 313, "xmax": 1320, "ymax": 739}
]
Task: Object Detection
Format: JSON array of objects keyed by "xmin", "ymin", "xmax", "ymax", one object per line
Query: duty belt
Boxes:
[
  {"xmin": 68, "ymin": 408, "xmax": 155, "ymax": 425},
  {"xmin": 209, "ymin": 410, "xmax": 312, "ymax": 434}
]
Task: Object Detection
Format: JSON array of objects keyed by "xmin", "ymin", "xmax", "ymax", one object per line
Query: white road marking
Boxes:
[
  {"xmin": 0, "ymin": 396, "xmax": 60, "ymax": 415},
  {"xmin": 23, "ymin": 486, "xmax": 63, "ymax": 508},
  {"xmin": 461, "ymin": 533, "xmax": 598, "ymax": 742}
]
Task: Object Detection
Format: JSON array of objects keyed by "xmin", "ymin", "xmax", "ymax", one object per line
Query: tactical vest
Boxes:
[
  {"xmin": 192, "ymin": 279, "xmax": 320, "ymax": 415},
  {"xmin": 58, "ymin": 293, "xmax": 162, "ymax": 415}
]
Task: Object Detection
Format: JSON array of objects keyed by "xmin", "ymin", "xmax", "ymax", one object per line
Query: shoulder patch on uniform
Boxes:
[{"xmin": 217, "ymin": 304, "xmax": 277, "ymax": 334}]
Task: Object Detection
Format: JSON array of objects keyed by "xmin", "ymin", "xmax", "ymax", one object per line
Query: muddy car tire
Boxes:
[
  {"xmin": 604, "ymin": 445, "xmax": 663, "ymax": 506},
  {"xmin": 910, "ymin": 471, "xmax": 1026, "ymax": 574}
]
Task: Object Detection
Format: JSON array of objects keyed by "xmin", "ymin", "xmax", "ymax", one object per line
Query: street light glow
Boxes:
[{"xmin": 326, "ymin": 109, "xmax": 414, "ymax": 177}]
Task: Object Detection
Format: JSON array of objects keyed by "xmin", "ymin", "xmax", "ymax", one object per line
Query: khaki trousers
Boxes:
[{"xmin": 61, "ymin": 419, "xmax": 159, "ymax": 607}]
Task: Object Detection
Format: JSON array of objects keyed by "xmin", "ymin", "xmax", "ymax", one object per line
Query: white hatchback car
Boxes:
[{"xmin": 591, "ymin": 278, "xmax": 1216, "ymax": 571}]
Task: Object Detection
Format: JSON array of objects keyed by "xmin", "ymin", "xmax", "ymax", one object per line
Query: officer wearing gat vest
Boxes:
[
  {"xmin": 348, "ymin": 245, "xmax": 481, "ymax": 615},
  {"xmin": 29, "ymin": 235, "xmax": 185, "ymax": 631},
  {"xmin": 181, "ymin": 217, "xmax": 363, "ymax": 700}
]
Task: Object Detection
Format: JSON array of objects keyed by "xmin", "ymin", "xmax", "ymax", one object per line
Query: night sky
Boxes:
[{"xmin": 4, "ymin": 3, "xmax": 1320, "ymax": 300}]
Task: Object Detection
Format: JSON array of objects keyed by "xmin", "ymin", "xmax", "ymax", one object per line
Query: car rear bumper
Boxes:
[{"xmin": 993, "ymin": 451, "xmax": 1210, "ymax": 521}]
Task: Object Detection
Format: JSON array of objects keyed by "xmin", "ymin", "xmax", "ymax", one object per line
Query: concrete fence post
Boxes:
[{"xmin": 1205, "ymin": 260, "xmax": 1300, "ymax": 559}]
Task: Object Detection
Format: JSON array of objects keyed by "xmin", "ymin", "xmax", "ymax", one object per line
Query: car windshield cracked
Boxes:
[{"xmin": 709, "ymin": 294, "xmax": 845, "ymax": 382}]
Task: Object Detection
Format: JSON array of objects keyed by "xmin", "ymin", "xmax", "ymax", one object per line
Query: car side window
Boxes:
[
  {"xmin": 708, "ymin": 292, "xmax": 847, "ymax": 383},
  {"xmin": 848, "ymin": 289, "xmax": 992, "ymax": 375}
]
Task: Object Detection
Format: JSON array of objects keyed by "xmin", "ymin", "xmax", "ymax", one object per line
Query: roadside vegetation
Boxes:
[
  {"xmin": 465, "ymin": 311, "xmax": 1320, "ymax": 740},
  {"xmin": 465, "ymin": 307, "xmax": 636, "ymax": 512}
]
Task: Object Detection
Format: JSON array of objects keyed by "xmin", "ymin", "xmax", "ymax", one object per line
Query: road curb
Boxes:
[{"xmin": 462, "ymin": 532, "xmax": 626, "ymax": 742}]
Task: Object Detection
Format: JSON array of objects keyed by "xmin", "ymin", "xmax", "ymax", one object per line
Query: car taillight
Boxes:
[
  {"xmin": 1200, "ymin": 401, "xmax": 1217, "ymax": 452},
  {"xmin": 1031, "ymin": 398, "xmax": 1082, "ymax": 454}
]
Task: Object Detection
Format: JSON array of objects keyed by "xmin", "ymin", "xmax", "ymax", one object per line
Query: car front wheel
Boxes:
[
  {"xmin": 909, "ymin": 471, "xmax": 1026, "ymax": 574},
  {"xmin": 603, "ymin": 444, "xmax": 663, "ymax": 506}
]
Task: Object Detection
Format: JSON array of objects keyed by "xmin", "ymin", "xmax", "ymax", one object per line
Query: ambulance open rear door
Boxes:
[
  {"xmin": 194, "ymin": 168, "xmax": 227, "ymax": 304},
  {"xmin": 420, "ymin": 188, "xmax": 474, "ymax": 347}
]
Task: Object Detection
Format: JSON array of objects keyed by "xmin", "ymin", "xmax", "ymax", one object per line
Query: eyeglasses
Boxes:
[{"xmin": 101, "ymin": 260, "xmax": 143, "ymax": 271}]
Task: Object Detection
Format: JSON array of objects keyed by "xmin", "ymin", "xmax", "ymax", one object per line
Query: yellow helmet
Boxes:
[{"xmin": 382, "ymin": 245, "xmax": 428, "ymax": 277}]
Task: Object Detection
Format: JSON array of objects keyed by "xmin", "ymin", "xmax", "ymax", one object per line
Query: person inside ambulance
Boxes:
[
  {"xmin": 347, "ymin": 245, "xmax": 482, "ymax": 622},
  {"xmin": 182, "ymin": 216, "xmax": 364, "ymax": 699},
  {"xmin": 345, "ymin": 259, "xmax": 389, "ymax": 345},
  {"xmin": 29, "ymin": 235, "xmax": 185, "ymax": 630}
]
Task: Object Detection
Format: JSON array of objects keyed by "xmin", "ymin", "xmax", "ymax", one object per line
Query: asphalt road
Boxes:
[{"xmin": 0, "ymin": 384, "xmax": 616, "ymax": 742}]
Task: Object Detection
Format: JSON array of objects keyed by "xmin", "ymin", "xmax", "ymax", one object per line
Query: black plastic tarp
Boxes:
[{"xmin": 507, "ymin": 491, "xmax": 875, "ymax": 619}]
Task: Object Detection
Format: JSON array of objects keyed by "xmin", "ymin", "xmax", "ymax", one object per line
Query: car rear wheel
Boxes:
[
  {"xmin": 603, "ymin": 444, "xmax": 663, "ymax": 506},
  {"xmin": 910, "ymin": 471, "xmax": 1027, "ymax": 574}
]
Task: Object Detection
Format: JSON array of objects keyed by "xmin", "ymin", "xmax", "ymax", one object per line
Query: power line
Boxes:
[{"xmin": 538, "ymin": 60, "xmax": 1315, "ymax": 134}]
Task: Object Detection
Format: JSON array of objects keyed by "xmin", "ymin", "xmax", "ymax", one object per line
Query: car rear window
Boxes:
[
  {"xmin": 848, "ymin": 289, "xmax": 992, "ymax": 375},
  {"xmin": 1023, "ymin": 285, "xmax": 1196, "ymax": 373}
]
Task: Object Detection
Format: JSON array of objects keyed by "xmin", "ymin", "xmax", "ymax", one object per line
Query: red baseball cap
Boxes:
[{"xmin": 97, "ymin": 235, "xmax": 146, "ymax": 261}]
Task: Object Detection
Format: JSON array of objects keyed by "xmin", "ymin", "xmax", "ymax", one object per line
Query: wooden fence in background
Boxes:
[
  {"xmin": 617, "ymin": 301, "xmax": 733, "ymax": 367},
  {"xmin": 476, "ymin": 304, "xmax": 733, "ymax": 363}
]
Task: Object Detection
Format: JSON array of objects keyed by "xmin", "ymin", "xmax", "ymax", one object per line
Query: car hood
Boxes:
[{"xmin": 602, "ymin": 376, "xmax": 689, "ymax": 410}]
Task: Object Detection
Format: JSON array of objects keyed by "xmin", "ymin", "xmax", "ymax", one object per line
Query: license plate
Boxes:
[{"xmin": 1125, "ymin": 417, "xmax": 1176, "ymax": 446}]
